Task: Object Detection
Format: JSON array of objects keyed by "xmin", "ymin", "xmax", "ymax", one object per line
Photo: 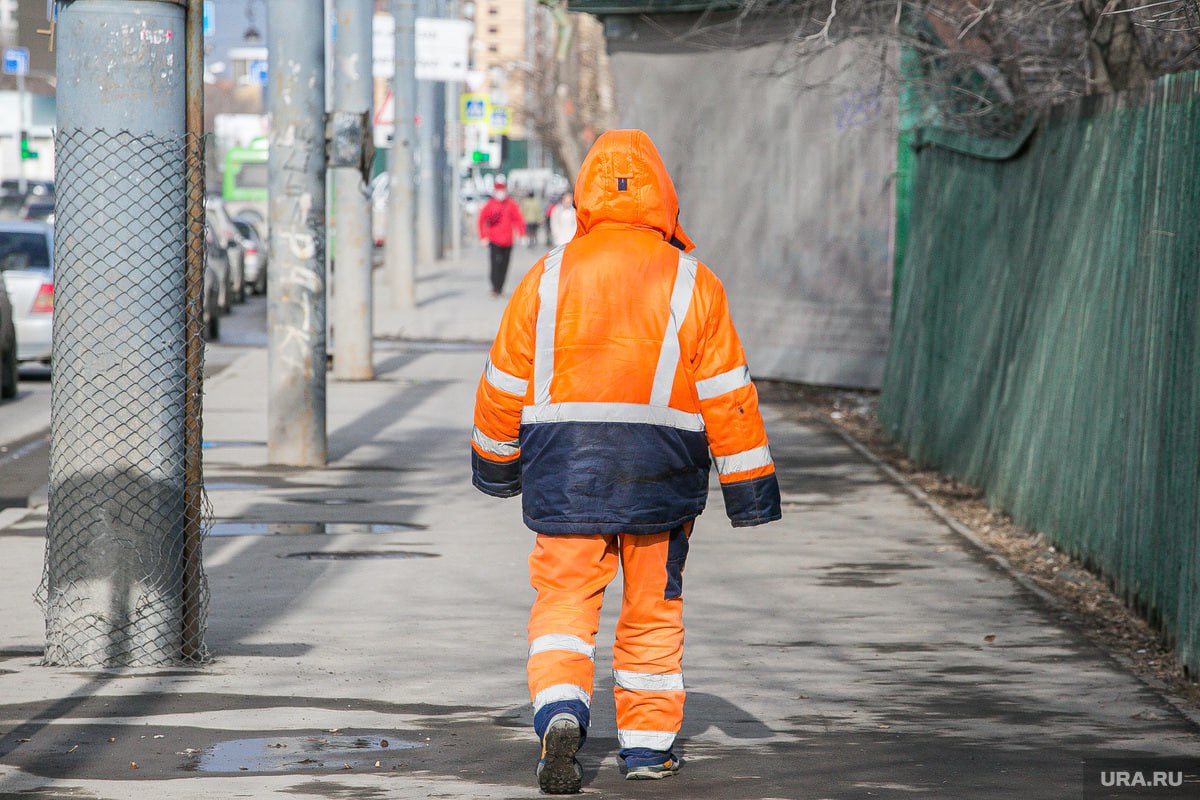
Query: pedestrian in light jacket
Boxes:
[
  {"xmin": 470, "ymin": 129, "xmax": 781, "ymax": 794},
  {"xmin": 477, "ymin": 177, "xmax": 526, "ymax": 297}
]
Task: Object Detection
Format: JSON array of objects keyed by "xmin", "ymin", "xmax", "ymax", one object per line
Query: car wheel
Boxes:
[
  {"xmin": 255, "ymin": 270, "xmax": 267, "ymax": 295},
  {"xmin": 1, "ymin": 339, "xmax": 17, "ymax": 400}
]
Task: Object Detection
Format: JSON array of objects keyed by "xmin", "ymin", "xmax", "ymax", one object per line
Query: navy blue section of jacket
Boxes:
[
  {"xmin": 721, "ymin": 472, "xmax": 783, "ymax": 527},
  {"xmin": 472, "ymin": 449, "xmax": 521, "ymax": 498},
  {"xmin": 518, "ymin": 420, "xmax": 711, "ymax": 534}
]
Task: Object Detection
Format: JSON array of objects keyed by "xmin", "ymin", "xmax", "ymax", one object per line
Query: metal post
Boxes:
[
  {"xmin": 182, "ymin": 0, "xmax": 207, "ymax": 662},
  {"xmin": 447, "ymin": 78, "xmax": 462, "ymax": 262},
  {"xmin": 16, "ymin": 68, "xmax": 25, "ymax": 195},
  {"xmin": 414, "ymin": 0, "xmax": 436, "ymax": 266},
  {"xmin": 387, "ymin": 0, "xmax": 417, "ymax": 307},
  {"xmin": 332, "ymin": 0, "xmax": 374, "ymax": 381},
  {"xmin": 49, "ymin": 0, "xmax": 189, "ymax": 666},
  {"xmin": 267, "ymin": 0, "xmax": 327, "ymax": 466}
]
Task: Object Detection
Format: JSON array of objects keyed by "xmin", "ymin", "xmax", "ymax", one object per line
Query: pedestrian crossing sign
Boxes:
[
  {"xmin": 461, "ymin": 94, "xmax": 490, "ymax": 125},
  {"xmin": 488, "ymin": 107, "xmax": 512, "ymax": 136}
]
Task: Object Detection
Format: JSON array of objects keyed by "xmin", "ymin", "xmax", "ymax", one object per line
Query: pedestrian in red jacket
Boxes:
[{"xmin": 477, "ymin": 177, "xmax": 526, "ymax": 297}]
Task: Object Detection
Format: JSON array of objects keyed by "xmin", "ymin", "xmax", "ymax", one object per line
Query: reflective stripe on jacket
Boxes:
[{"xmin": 471, "ymin": 129, "xmax": 781, "ymax": 533}]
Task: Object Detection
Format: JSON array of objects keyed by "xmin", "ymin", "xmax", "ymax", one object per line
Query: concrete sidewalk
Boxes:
[{"xmin": 0, "ymin": 249, "xmax": 1197, "ymax": 799}]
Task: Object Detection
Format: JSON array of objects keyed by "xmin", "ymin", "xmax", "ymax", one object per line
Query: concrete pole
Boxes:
[
  {"xmin": 414, "ymin": 0, "xmax": 437, "ymax": 266},
  {"xmin": 332, "ymin": 0, "xmax": 375, "ymax": 381},
  {"xmin": 387, "ymin": 0, "xmax": 417, "ymax": 308},
  {"xmin": 16, "ymin": 68, "xmax": 25, "ymax": 195},
  {"xmin": 267, "ymin": 0, "xmax": 327, "ymax": 466},
  {"xmin": 49, "ymin": 0, "xmax": 188, "ymax": 666},
  {"xmin": 447, "ymin": 78, "xmax": 462, "ymax": 262}
]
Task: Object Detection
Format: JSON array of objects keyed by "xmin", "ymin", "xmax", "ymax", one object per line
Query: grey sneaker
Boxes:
[
  {"xmin": 625, "ymin": 755, "xmax": 682, "ymax": 781},
  {"xmin": 536, "ymin": 714, "xmax": 583, "ymax": 794}
]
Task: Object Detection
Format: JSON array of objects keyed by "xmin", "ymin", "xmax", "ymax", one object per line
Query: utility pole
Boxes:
[
  {"xmin": 414, "ymin": 0, "xmax": 437, "ymax": 266},
  {"xmin": 267, "ymin": 0, "xmax": 328, "ymax": 466},
  {"xmin": 387, "ymin": 0, "xmax": 417, "ymax": 308},
  {"xmin": 48, "ymin": 0, "xmax": 193, "ymax": 666},
  {"xmin": 332, "ymin": 0, "xmax": 375, "ymax": 381}
]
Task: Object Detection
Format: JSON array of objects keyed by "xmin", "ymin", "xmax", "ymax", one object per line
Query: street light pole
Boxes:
[
  {"xmin": 387, "ymin": 0, "xmax": 417, "ymax": 308},
  {"xmin": 266, "ymin": 0, "xmax": 328, "ymax": 466},
  {"xmin": 332, "ymin": 0, "xmax": 375, "ymax": 381}
]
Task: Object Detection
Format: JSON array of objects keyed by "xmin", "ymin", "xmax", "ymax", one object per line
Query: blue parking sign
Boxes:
[{"xmin": 2, "ymin": 47, "xmax": 29, "ymax": 77}]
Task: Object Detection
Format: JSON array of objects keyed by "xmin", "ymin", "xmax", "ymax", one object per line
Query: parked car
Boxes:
[
  {"xmin": 20, "ymin": 199, "xmax": 55, "ymax": 224},
  {"xmin": 0, "ymin": 275, "xmax": 16, "ymax": 399},
  {"xmin": 0, "ymin": 220, "xmax": 53, "ymax": 367},
  {"xmin": 233, "ymin": 216, "xmax": 267, "ymax": 295},
  {"xmin": 205, "ymin": 194, "xmax": 247, "ymax": 303},
  {"xmin": 206, "ymin": 227, "xmax": 233, "ymax": 315},
  {"xmin": 203, "ymin": 249, "xmax": 221, "ymax": 342},
  {"xmin": 0, "ymin": 179, "xmax": 53, "ymax": 218}
]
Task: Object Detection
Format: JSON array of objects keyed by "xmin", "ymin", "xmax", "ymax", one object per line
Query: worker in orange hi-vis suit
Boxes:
[{"xmin": 470, "ymin": 129, "xmax": 781, "ymax": 794}]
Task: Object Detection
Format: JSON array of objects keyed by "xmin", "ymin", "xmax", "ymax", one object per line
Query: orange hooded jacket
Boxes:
[{"xmin": 471, "ymin": 130, "xmax": 781, "ymax": 533}]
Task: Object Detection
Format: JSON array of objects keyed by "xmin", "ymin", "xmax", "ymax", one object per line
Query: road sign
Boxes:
[
  {"xmin": 461, "ymin": 93, "xmax": 489, "ymax": 125},
  {"xmin": 2, "ymin": 47, "xmax": 29, "ymax": 77},
  {"xmin": 374, "ymin": 90, "xmax": 395, "ymax": 148},
  {"xmin": 373, "ymin": 13, "xmax": 395, "ymax": 79},
  {"xmin": 248, "ymin": 60, "xmax": 269, "ymax": 87},
  {"xmin": 414, "ymin": 18, "xmax": 472, "ymax": 82},
  {"xmin": 203, "ymin": 1, "xmax": 215, "ymax": 37},
  {"xmin": 488, "ymin": 107, "xmax": 511, "ymax": 136}
]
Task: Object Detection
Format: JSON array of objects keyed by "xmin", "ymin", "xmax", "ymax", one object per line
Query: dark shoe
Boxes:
[
  {"xmin": 536, "ymin": 714, "xmax": 583, "ymax": 794},
  {"xmin": 625, "ymin": 753, "xmax": 681, "ymax": 781}
]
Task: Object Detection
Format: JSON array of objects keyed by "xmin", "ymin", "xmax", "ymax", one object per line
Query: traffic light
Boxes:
[{"xmin": 20, "ymin": 131, "xmax": 37, "ymax": 161}]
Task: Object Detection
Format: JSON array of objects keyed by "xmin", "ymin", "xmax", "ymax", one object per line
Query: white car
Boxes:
[{"xmin": 0, "ymin": 221, "xmax": 53, "ymax": 366}]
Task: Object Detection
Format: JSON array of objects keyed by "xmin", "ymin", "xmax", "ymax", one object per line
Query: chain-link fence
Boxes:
[{"xmin": 38, "ymin": 129, "xmax": 209, "ymax": 667}]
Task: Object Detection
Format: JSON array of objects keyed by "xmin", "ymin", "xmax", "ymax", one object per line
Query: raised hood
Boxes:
[{"xmin": 573, "ymin": 129, "xmax": 695, "ymax": 252}]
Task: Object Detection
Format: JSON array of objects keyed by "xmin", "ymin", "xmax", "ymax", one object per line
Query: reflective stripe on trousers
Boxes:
[{"xmin": 527, "ymin": 530, "xmax": 688, "ymax": 750}]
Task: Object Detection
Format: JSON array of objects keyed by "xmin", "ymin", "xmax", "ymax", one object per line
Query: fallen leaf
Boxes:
[
  {"xmin": 130, "ymin": 762, "xmax": 139, "ymax": 770},
  {"xmin": 984, "ymin": 634, "xmax": 997, "ymax": 643},
  {"xmin": 374, "ymin": 760, "xmax": 381, "ymax": 768},
  {"xmin": 380, "ymin": 738, "xmax": 389, "ymax": 748},
  {"xmin": 342, "ymin": 762, "xmax": 352, "ymax": 770},
  {"xmin": 66, "ymin": 745, "xmax": 79, "ymax": 754}
]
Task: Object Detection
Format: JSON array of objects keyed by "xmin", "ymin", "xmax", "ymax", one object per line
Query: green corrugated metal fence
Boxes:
[{"xmin": 880, "ymin": 71, "xmax": 1200, "ymax": 674}]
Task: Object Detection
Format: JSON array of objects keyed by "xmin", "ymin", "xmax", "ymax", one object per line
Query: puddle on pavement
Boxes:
[
  {"xmin": 191, "ymin": 733, "xmax": 426, "ymax": 774},
  {"xmin": 206, "ymin": 482, "xmax": 270, "ymax": 492},
  {"xmin": 282, "ymin": 550, "xmax": 439, "ymax": 560},
  {"xmin": 208, "ymin": 522, "xmax": 426, "ymax": 537},
  {"xmin": 202, "ymin": 440, "xmax": 266, "ymax": 449}
]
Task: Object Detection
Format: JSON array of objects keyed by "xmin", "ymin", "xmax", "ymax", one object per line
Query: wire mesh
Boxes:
[
  {"xmin": 881, "ymin": 70, "xmax": 1200, "ymax": 676},
  {"xmin": 39, "ymin": 129, "xmax": 210, "ymax": 667}
]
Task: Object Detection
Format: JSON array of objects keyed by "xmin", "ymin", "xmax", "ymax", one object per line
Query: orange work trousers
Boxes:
[{"xmin": 526, "ymin": 525, "xmax": 690, "ymax": 755}]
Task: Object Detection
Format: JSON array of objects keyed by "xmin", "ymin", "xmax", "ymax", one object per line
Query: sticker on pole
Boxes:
[
  {"xmin": 2, "ymin": 47, "xmax": 29, "ymax": 77},
  {"xmin": 414, "ymin": 17, "xmax": 472, "ymax": 82},
  {"xmin": 373, "ymin": 13, "xmax": 395, "ymax": 79},
  {"xmin": 461, "ymin": 93, "xmax": 490, "ymax": 126},
  {"xmin": 488, "ymin": 107, "xmax": 511, "ymax": 136}
]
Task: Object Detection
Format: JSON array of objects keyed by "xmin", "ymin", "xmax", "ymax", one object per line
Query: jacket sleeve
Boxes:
[
  {"xmin": 691, "ymin": 273, "xmax": 782, "ymax": 527},
  {"xmin": 477, "ymin": 200, "xmax": 491, "ymax": 241},
  {"xmin": 511, "ymin": 201, "xmax": 527, "ymax": 237},
  {"xmin": 471, "ymin": 262, "xmax": 540, "ymax": 497}
]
